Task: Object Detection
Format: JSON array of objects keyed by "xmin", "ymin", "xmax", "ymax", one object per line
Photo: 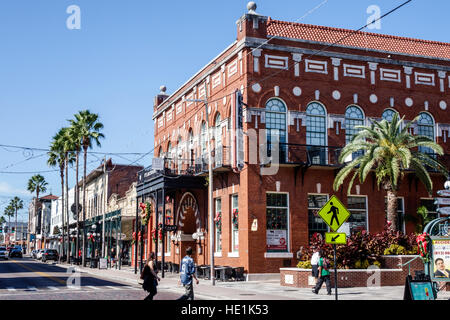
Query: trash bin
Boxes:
[{"xmin": 90, "ymin": 258, "xmax": 98, "ymax": 268}]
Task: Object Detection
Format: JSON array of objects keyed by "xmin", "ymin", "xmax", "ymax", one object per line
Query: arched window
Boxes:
[
  {"xmin": 381, "ymin": 109, "xmax": 398, "ymax": 122},
  {"xmin": 417, "ymin": 112, "xmax": 435, "ymax": 155},
  {"xmin": 345, "ymin": 106, "xmax": 364, "ymax": 144},
  {"xmin": 176, "ymin": 136, "xmax": 183, "ymax": 173},
  {"xmin": 200, "ymin": 121, "xmax": 207, "ymax": 158},
  {"xmin": 306, "ymin": 102, "xmax": 327, "ymax": 164},
  {"xmin": 214, "ymin": 113, "xmax": 222, "ymax": 148},
  {"xmin": 345, "ymin": 106, "xmax": 365, "ymax": 160},
  {"xmin": 265, "ymin": 98, "xmax": 287, "ymax": 160},
  {"xmin": 188, "ymin": 129, "xmax": 194, "ymax": 165}
]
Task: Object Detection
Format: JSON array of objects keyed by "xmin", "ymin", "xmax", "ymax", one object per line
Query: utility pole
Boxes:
[
  {"xmin": 102, "ymin": 156, "xmax": 107, "ymax": 257},
  {"xmin": 187, "ymin": 81, "xmax": 215, "ymax": 285}
]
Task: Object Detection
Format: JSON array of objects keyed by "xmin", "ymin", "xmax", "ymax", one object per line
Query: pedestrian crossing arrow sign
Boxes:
[
  {"xmin": 325, "ymin": 232, "xmax": 347, "ymax": 245},
  {"xmin": 317, "ymin": 195, "xmax": 351, "ymax": 232}
]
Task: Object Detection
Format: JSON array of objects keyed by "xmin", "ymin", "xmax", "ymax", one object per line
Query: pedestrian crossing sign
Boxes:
[
  {"xmin": 318, "ymin": 195, "xmax": 351, "ymax": 232},
  {"xmin": 325, "ymin": 232, "xmax": 347, "ymax": 245}
]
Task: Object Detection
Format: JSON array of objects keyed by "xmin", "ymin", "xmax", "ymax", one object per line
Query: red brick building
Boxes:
[{"xmin": 136, "ymin": 4, "xmax": 450, "ymax": 275}]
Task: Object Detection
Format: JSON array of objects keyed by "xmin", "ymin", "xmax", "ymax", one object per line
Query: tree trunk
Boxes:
[
  {"xmin": 75, "ymin": 151, "xmax": 80, "ymax": 263},
  {"xmin": 386, "ymin": 189, "xmax": 398, "ymax": 231},
  {"xmin": 82, "ymin": 146, "xmax": 87, "ymax": 267},
  {"xmin": 60, "ymin": 164, "xmax": 65, "ymax": 263},
  {"xmin": 36, "ymin": 188, "xmax": 40, "ymax": 249},
  {"xmin": 65, "ymin": 157, "xmax": 69, "ymax": 263},
  {"xmin": 15, "ymin": 208, "xmax": 17, "ymax": 246}
]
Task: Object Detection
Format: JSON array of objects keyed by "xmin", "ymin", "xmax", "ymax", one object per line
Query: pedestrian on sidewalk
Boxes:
[
  {"xmin": 313, "ymin": 250, "xmax": 332, "ymax": 295},
  {"xmin": 177, "ymin": 247, "xmax": 199, "ymax": 300},
  {"xmin": 310, "ymin": 246, "xmax": 320, "ymax": 284},
  {"xmin": 141, "ymin": 252, "xmax": 160, "ymax": 300}
]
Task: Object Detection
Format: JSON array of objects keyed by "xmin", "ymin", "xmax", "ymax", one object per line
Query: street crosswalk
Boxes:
[{"xmin": 0, "ymin": 285, "xmax": 140, "ymax": 294}]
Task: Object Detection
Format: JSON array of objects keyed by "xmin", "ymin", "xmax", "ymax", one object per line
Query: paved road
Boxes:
[{"xmin": 0, "ymin": 257, "xmax": 181, "ymax": 300}]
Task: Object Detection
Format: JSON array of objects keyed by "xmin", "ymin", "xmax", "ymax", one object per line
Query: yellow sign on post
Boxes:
[
  {"xmin": 318, "ymin": 195, "xmax": 351, "ymax": 232},
  {"xmin": 325, "ymin": 232, "xmax": 347, "ymax": 245}
]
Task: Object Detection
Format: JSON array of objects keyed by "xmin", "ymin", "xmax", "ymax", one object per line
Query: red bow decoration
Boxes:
[{"xmin": 416, "ymin": 232, "xmax": 431, "ymax": 263}]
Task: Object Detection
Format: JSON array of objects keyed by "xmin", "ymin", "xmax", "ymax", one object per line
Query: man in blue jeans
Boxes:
[{"xmin": 178, "ymin": 247, "xmax": 199, "ymax": 300}]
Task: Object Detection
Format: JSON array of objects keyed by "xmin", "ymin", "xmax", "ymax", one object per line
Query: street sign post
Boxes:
[
  {"xmin": 434, "ymin": 198, "xmax": 450, "ymax": 206},
  {"xmin": 325, "ymin": 232, "xmax": 347, "ymax": 245},
  {"xmin": 437, "ymin": 207, "xmax": 450, "ymax": 216},
  {"xmin": 437, "ymin": 190, "xmax": 450, "ymax": 197},
  {"xmin": 317, "ymin": 195, "xmax": 352, "ymax": 301}
]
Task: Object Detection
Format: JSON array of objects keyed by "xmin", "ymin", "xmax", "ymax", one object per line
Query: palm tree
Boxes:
[
  {"xmin": 66, "ymin": 124, "xmax": 82, "ymax": 262},
  {"xmin": 70, "ymin": 110, "xmax": 104, "ymax": 266},
  {"xmin": 27, "ymin": 174, "xmax": 48, "ymax": 248},
  {"xmin": 9, "ymin": 197, "xmax": 24, "ymax": 245},
  {"xmin": 4, "ymin": 205, "xmax": 14, "ymax": 245},
  {"xmin": 333, "ymin": 113, "xmax": 448, "ymax": 231},
  {"xmin": 48, "ymin": 127, "xmax": 71, "ymax": 261}
]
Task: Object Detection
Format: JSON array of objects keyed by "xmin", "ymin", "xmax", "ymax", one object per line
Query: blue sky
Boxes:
[{"xmin": 0, "ymin": 0, "xmax": 448, "ymax": 221}]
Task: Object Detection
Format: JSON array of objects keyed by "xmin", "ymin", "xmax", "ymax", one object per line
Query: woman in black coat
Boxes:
[{"xmin": 141, "ymin": 252, "xmax": 160, "ymax": 300}]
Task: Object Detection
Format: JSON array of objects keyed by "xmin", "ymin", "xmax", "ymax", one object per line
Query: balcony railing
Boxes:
[
  {"xmin": 268, "ymin": 143, "xmax": 343, "ymax": 167},
  {"xmin": 138, "ymin": 146, "xmax": 231, "ymax": 183}
]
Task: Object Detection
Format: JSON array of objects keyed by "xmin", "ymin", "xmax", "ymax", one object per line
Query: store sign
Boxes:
[
  {"xmin": 251, "ymin": 219, "xmax": 258, "ymax": 232},
  {"xmin": 99, "ymin": 258, "xmax": 108, "ymax": 269},
  {"xmin": 431, "ymin": 239, "xmax": 450, "ymax": 281},
  {"xmin": 266, "ymin": 229, "xmax": 287, "ymax": 251},
  {"xmin": 163, "ymin": 225, "xmax": 177, "ymax": 232}
]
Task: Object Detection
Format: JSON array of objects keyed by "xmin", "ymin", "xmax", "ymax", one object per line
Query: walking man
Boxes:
[
  {"xmin": 178, "ymin": 247, "xmax": 199, "ymax": 300},
  {"xmin": 313, "ymin": 250, "xmax": 332, "ymax": 295},
  {"xmin": 310, "ymin": 247, "xmax": 320, "ymax": 284},
  {"xmin": 327, "ymin": 202, "xmax": 340, "ymax": 227}
]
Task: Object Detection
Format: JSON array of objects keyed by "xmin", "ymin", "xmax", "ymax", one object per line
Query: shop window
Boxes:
[
  {"xmin": 266, "ymin": 193, "xmax": 289, "ymax": 253},
  {"xmin": 231, "ymin": 195, "xmax": 239, "ymax": 252},
  {"xmin": 308, "ymin": 194, "xmax": 329, "ymax": 239},
  {"xmin": 347, "ymin": 196, "xmax": 368, "ymax": 234},
  {"xmin": 215, "ymin": 198, "xmax": 222, "ymax": 253}
]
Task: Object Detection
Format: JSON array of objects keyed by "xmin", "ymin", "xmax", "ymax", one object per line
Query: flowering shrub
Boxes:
[
  {"xmin": 301, "ymin": 224, "xmax": 418, "ymax": 269},
  {"xmin": 416, "ymin": 232, "xmax": 431, "ymax": 263}
]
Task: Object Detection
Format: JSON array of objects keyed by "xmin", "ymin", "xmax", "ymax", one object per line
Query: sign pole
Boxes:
[{"xmin": 333, "ymin": 244, "xmax": 338, "ymax": 301}]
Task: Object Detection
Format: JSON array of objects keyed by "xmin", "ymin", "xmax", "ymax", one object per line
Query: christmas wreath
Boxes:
[
  {"xmin": 232, "ymin": 209, "xmax": 239, "ymax": 229},
  {"xmin": 139, "ymin": 202, "xmax": 152, "ymax": 226},
  {"xmin": 416, "ymin": 232, "xmax": 431, "ymax": 263},
  {"xmin": 214, "ymin": 212, "xmax": 222, "ymax": 232},
  {"xmin": 151, "ymin": 224, "xmax": 163, "ymax": 244}
]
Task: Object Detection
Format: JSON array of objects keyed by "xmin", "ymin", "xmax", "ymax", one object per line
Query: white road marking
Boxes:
[
  {"xmin": 27, "ymin": 287, "xmax": 38, "ymax": 291},
  {"xmin": 106, "ymin": 286, "xmax": 121, "ymax": 290},
  {"xmin": 7, "ymin": 287, "xmax": 17, "ymax": 292},
  {"xmin": 86, "ymin": 286, "xmax": 101, "ymax": 290},
  {"xmin": 47, "ymin": 286, "xmax": 59, "ymax": 291}
]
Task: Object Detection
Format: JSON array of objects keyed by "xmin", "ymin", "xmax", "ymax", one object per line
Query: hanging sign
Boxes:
[
  {"xmin": 435, "ymin": 198, "xmax": 450, "ymax": 205},
  {"xmin": 437, "ymin": 190, "xmax": 450, "ymax": 197},
  {"xmin": 437, "ymin": 207, "xmax": 450, "ymax": 216}
]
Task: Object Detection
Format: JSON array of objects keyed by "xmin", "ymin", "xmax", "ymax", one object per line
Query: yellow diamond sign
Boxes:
[
  {"xmin": 325, "ymin": 232, "xmax": 347, "ymax": 245},
  {"xmin": 318, "ymin": 195, "xmax": 351, "ymax": 232}
]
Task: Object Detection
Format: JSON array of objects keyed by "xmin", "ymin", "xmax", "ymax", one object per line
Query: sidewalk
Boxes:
[{"xmin": 53, "ymin": 260, "xmax": 450, "ymax": 300}]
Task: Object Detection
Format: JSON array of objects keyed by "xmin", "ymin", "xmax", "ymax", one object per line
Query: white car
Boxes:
[
  {"xmin": 36, "ymin": 249, "xmax": 45, "ymax": 260},
  {"xmin": 0, "ymin": 247, "xmax": 8, "ymax": 260}
]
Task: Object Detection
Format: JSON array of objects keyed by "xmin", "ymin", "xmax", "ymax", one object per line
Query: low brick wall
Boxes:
[{"xmin": 281, "ymin": 255, "xmax": 426, "ymax": 288}]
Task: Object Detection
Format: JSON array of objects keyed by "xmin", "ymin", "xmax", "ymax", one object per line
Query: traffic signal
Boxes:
[
  {"xmin": 0, "ymin": 226, "xmax": 2, "ymax": 233},
  {"xmin": 4, "ymin": 226, "xmax": 8, "ymax": 233},
  {"xmin": 11, "ymin": 227, "xmax": 15, "ymax": 233}
]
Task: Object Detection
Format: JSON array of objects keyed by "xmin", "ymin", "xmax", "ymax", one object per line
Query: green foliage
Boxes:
[
  {"xmin": 333, "ymin": 113, "xmax": 448, "ymax": 231},
  {"xmin": 383, "ymin": 244, "xmax": 407, "ymax": 255},
  {"xmin": 296, "ymin": 260, "xmax": 312, "ymax": 269},
  {"xmin": 304, "ymin": 225, "xmax": 417, "ymax": 269}
]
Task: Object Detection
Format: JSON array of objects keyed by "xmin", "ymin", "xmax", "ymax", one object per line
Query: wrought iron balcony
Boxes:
[
  {"xmin": 137, "ymin": 146, "xmax": 231, "ymax": 183},
  {"xmin": 267, "ymin": 143, "xmax": 343, "ymax": 167}
]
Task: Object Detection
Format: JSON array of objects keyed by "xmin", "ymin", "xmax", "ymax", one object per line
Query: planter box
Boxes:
[{"xmin": 281, "ymin": 255, "xmax": 425, "ymax": 288}]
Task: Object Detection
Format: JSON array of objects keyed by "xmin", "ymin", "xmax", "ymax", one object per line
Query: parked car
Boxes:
[
  {"xmin": 0, "ymin": 247, "xmax": 8, "ymax": 260},
  {"xmin": 36, "ymin": 249, "xmax": 45, "ymax": 260},
  {"xmin": 41, "ymin": 249, "xmax": 59, "ymax": 262},
  {"xmin": 9, "ymin": 247, "xmax": 22, "ymax": 258}
]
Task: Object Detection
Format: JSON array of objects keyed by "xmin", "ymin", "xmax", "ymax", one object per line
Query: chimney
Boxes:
[
  {"xmin": 236, "ymin": 2, "xmax": 268, "ymax": 42},
  {"xmin": 154, "ymin": 85, "xmax": 169, "ymax": 111}
]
